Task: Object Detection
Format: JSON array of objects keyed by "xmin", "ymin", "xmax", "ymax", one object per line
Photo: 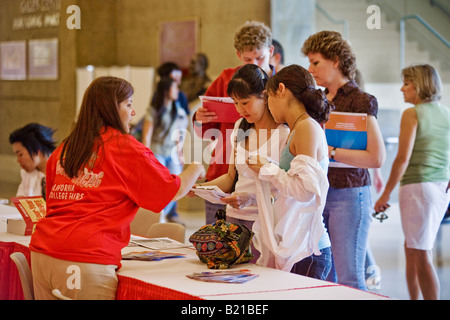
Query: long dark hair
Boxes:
[
  {"xmin": 151, "ymin": 77, "xmax": 178, "ymax": 138},
  {"xmin": 227, "ymin": 64, "xmax": 270, "ymax": 140},
  {"xmin": 266, "ymin": 65, "xmax": 334, "ymax": 124},
  {"xmin": 9, "ymin": 123, "xmax": 56, "ymax": 158},
  {"xmin": 227, "ymin": 64, "xmax": 270, "ymax": 192},
  {"xmin": 61, "ymin": 76, "xmax": 134, "ymax": 178}
]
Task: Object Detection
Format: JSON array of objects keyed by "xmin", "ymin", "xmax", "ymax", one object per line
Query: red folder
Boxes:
[{"xmin": 200, "ymin": 96, "xmax": 241, "ymax": 123}]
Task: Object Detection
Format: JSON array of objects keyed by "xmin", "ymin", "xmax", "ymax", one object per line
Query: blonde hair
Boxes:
[
  {"xmin": 402, "ymin": 64, "xmax": 442, "ymax": 102},
  {"xmin": 234, "ymin": 21, "xmax": 272, "ymax": 53},
  {"xmin": 301, "ymin": 31, "xmax": 356, "ymax": 80}
]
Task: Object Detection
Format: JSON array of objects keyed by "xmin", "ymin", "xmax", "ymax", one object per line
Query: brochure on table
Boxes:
[
  {"xmin": 129, "ymin": 235, "xmax": 191, "ymax": 250},
  {"xmin": 122, "ymin": 250, "xmax": 186, "ymax": 261},
  {"xmin": 186, "ymin": 269, "xmax": 259, "ymax": 284}
]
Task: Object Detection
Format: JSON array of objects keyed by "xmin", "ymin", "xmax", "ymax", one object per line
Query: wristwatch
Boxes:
[{"xmin": 330, "ymin": 147, "xmax": 337, "ymax": 160}]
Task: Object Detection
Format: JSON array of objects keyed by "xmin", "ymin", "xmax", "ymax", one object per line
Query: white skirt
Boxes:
[{"xmin": 399, "ymin": 181, "xmax": 449, "ymax": 250}]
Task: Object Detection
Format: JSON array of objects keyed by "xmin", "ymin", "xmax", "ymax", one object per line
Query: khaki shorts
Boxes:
[{"xmin": 31, "ymin": 251, "xmax": 118, "ymax": 300}]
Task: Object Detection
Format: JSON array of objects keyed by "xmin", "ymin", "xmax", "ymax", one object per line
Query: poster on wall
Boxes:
[
  {"xmin": 159, "ymin": 19, "xmax": 198, "ymax": 71},
  {"xmin": 0, "ymin": 41, "xmax": 27, "ymax": 80},
  {"xmin": 28, "ymin": 38, "xmax": 58, "ymax": 80}
]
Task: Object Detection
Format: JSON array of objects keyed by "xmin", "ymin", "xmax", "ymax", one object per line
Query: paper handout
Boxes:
[{"xmin": 191, "ymin": 185, "xmax": 231, "ymax": 205}]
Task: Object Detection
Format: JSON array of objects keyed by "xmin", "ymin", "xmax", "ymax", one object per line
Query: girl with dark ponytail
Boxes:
[
  {"xmin": 247, "ymin": 64, "xmax": 333, "ymax": 279},
  {"xmin": 266, "ymin": 64, "xmax": 333, "ymax": 124}
]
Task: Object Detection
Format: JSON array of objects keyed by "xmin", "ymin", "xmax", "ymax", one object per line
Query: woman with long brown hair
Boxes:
[{"xmin": 29, "ymin": 76, "xmax": 204, "ymax": 299}]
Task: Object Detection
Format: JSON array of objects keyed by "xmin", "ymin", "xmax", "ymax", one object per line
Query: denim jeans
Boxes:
[
  {"xmin": 290, "ymin": 247, "xmax": 332, "ymax": 280},
  {"xmin": 204, "ymin": 200, "xmax": 226, "ymax": 225},
  {"xmin": 155, "ymin": 154, "xmax": 183, "ymax": 218},
  {"xmin": 323, "ymin": 186, "xmax": 373, "ymax": 290}
]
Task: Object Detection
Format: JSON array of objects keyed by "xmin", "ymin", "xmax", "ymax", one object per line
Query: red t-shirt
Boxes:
[{"xmin": 29, "ymin": 127, "xmax": 180, "ymax": 268}]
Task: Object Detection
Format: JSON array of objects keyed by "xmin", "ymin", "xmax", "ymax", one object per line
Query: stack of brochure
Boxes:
[
  {"xmin": 122, "ymin": 251, "xmax": 185, "ymax": 261},
  {"xmin": 186, "ymin": 269, "xmax": 259, "ymax": 284},
  {"xmin": 129, "ymin": 236, "xmax": 192, "ymax": 250}
]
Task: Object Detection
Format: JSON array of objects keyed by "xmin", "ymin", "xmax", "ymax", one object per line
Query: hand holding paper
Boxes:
[
  {"xmin": 195, "ymin": 106, "xmax": 218, "ymax": 123},
  {"xmin": 199, "ymin": 96, "xmax": 241, "ymax": 123},
  {"xmin": 190, "ymin": 185, "xmax": 231, "ymax": 205}
]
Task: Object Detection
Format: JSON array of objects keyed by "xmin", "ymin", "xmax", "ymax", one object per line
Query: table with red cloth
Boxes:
[
  {"xmin": 0, "ymin": 232, "xmax": 389, "ymax": 300},
  {"xmin": 116, "ymin": 245, "xmax": 389, "ymax": 300},
  {"xmin": 0, "ymin": 233, "xmax": 31, "ymax": 300}
]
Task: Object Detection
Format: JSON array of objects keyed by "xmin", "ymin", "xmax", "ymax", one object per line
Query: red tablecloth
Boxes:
[
  {"xmin": 0, "ymin": 241, "xmax": 30, "ymax": 300},
  {"xmin": 116, "ymin": 275, "xmax": 202, "ymax": 300},
  {"xmin": 1, "ymin": 239, "xmax": 389, "ymax": 300},
  {"xmin": 0, "ymin": 241, "xmax": 202, "ymax": 300}
]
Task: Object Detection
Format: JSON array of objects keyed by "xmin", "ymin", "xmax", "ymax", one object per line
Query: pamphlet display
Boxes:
[{"xmin": 9, "ymin": 196, "xmax": 46, "ymax": 235}]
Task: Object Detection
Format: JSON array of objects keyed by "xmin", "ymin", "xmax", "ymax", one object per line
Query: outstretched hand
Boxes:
[{"xmin": 220, "ymin": 192, "xmax": 256, "ymax": 210}]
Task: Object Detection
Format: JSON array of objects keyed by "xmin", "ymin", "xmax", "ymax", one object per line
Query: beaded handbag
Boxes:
[{"xmin": 189, "ymin": 209, "xmax": 254, "ymax": 269}]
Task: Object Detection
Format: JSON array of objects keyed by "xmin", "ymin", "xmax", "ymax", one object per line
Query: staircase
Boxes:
[
  {"xmin": 314, "ymin": 0, "xmax": 450, "ymax": 198},
  {"xmin": 315, "ymin": 0, "xmax": 450, "ymax": 83}
]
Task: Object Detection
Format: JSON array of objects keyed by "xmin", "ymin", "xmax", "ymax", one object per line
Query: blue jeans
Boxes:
[
  {"xmin": 204, "ymin": 200, "xmax": 226, "ymax": 225},
  {"xmin": 155, "ymin": 154, "xmax": 183, "ymax": 218},
  {"xmin": 290, "ymin": 247, "xmax": 332, "ymax": 280},
  {"xmin": 323, "ymin": 186, "xmax": 373, "ymax": 290}
]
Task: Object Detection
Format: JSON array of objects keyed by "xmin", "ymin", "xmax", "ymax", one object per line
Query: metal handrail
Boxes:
[
  {"xmin": 430, "ymin": 0, "xmax": 450, "ymax": 19},
  {"xmin": 400, "ymin": 14, "xmax": 450, "ymax": 70},
  {"xmin": 315, "ymin": 2, "xmax": 349, "ymax": 39}
]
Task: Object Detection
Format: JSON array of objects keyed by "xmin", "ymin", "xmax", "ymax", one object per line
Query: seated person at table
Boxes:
[
  {"xmin": 9, "ymin": 123, "xmax": 56, "ymax": 199},
  {"xmin": 29, "ymin": 76, "xmax": 204, "ymax": 300}
]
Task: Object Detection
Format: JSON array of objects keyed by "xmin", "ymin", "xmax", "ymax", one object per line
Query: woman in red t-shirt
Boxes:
[{"xmin": 29, "ymin": 76, "xmax": 204, "ymax": 300}]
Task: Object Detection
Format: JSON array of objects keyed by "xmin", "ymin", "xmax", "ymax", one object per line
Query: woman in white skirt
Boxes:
[{"xmin": 375, "ymin": 64, "xmax": 450, "ymax": 300}]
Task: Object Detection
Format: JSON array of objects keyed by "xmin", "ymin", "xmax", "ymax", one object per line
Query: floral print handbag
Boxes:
[{"xmin": 189, "ymin": 209, "xmax": 254, "ymax": 269}]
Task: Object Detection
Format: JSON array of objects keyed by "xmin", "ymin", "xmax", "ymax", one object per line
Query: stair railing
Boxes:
[
  {"xmin": 400, "ymin": 14, "xmax": 450, "ymax": 70},
  {"xmin": 430, "ymin": 0, "xmax": 450, "ymax": 19},
  {"xmin": 315, "ymin": 2, "xmax": 349, "ymax": 39}
]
